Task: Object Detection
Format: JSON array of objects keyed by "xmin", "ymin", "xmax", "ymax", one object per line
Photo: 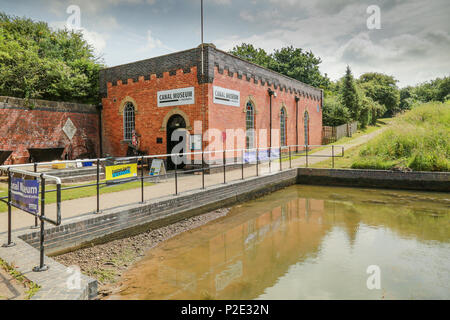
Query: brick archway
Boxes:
[{"xmin": 160, "ymin": 108, "xmax": 192, "ymax": 131}]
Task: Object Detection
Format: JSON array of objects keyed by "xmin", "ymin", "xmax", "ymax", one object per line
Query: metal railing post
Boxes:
[
  {"xmin": 256, "ymin": 148, "xmax": 259, "ymax": 177},
  {"xmin": 223, "ymin": 150, "xmax": 226, "ymax": 184},
  {"xmin": 241, "ymin": 149, "xmax": 244, "ymax": 180},
  {"xmin": 96, "ymin": 158, "xmax": 100, "ymax": 213},
  {"xmin": 289, "ymin": 146, "xmax": 292, "ymax": 169},
  {"xmin": 32, "ymin": 162, "xmax": 39, "ymax": 229},
  {"xmin": 269, "ymin": 148, "xmax": 272, "ymax": 172},
  {"xmin": 2, "ymin": 169, "xmax": 15, "ymax": 248},
  {"xmin": 202, "ymin": 151, "xmax": 205, "ymax": 189},
  {"xmin": 305, "ymin": 146, "xmax": 309, "ymax": 168},
  {"xmin": 174, "ymin": 162, "xmax": 178, "ymax": 195},
  {"xmin": 279, "ymin": 147, "xmax": 282, "ymax": 171},
  {"xmin": 141, "ymin": 156, "xmax": 144, "ymax": 203},
  {"xmin": 332, "ymin": 145, "xmax": 335, "ymax": 169},
  {"xmin": 33, "ymin": 174, "xmax": 48, "ymax": 272}
]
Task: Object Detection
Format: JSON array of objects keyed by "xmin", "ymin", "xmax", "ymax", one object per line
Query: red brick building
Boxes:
[{"xmin": 99, "ymin": 44, "xmax": 323, "ymax": 166}]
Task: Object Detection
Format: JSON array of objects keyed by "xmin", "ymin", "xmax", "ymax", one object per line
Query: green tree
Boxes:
[
  {"xmin": 322, "ymin": 93, "xmax": 351, "ymax": 126},
  {"xmin": 0, "ymin": 12, "xmax": 102, "ymax": 103},
  {"xmin": 341, "ymin": 66, "xmax": 360, "ymax": 122},
  {"xmin": 229, "ymin": 43, "xmax": 330, "ymax": 89},
  {"xmin": 437, "ymin": 77, "xmax": 450, "ymax": 102},
  {"xmin": 229, "ymin": 43, "xmax": 272, "ymax": 68},
  {"xmin": 358, "ymin": 72, "xmax": 400, "ymax": 116},
  {"xmin": 270, "ymin": 46, "xmax": 330, "ymax": 89}
]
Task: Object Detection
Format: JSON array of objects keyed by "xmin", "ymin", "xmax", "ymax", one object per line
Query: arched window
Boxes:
[
  {"xmin": 246, "ymin": 102, "xmax": 255, "ymax": 149},
  {"xmin": 304, "ymin": 111, "xmax": 309, "ymax": 146},
  {"xmin": 280, "ymin": 107, "xmax": 287, "ymax": 146},
  {"xmin": 123, "ymin": 102, "xmax": 135, "ymax": 141}
]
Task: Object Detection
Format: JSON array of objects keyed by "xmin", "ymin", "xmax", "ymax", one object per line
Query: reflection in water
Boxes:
[{"xmin": 116, "ymin": 185, "xmax": 450, "ymax": 300}]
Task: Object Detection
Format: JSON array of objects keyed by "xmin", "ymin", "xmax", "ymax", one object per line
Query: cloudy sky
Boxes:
[{"xmin": 1, "ymin": 0, "xmax": 449, "ymax": 87}]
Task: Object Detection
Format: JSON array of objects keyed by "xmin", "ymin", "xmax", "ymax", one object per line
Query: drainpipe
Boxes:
[
  {"xmin": 97, "ymin": 103, "xmax": 103, "ymax": 158},
  {"xmin": 295, "ymin": 96, "xmax": 299, "ymax": 152}
]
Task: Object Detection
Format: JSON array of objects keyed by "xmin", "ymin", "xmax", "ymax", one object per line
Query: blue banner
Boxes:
[
  {"xmin": 11, "ymin": 177, "xmax": 40, "ymax": 214},
  {"xmin": 244, "ymin": 149, "xmax": 280, "ymax": 163}
]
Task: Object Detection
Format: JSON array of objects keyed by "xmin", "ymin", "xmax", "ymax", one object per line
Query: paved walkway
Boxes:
[{"xmin": 0, "ymin": 128, "xmax": 385, "ymax": 234}]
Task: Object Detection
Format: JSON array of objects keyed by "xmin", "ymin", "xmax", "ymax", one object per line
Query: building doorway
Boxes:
[{"xmin": 166, "ymin": 114, "xmax": 187, "ymax": 169}]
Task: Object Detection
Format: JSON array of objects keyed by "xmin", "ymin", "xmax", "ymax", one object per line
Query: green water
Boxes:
[{"xmin": 116, "ymin": 185, "xmax": 450, "ymax": 300}]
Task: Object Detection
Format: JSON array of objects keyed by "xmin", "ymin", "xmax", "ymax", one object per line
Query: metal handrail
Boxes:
[{"xmin": 0, "ymin": 144, "xmax": 344, "ymax": 171}]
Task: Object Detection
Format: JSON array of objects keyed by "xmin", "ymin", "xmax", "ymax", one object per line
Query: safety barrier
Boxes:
[
  {"xmin": 0, "ymin": 144, "xmax": 343, "ymax": 271},
  {"xmin": 0, "ymin": 168, "xmax": 61, "ymax": 271}
]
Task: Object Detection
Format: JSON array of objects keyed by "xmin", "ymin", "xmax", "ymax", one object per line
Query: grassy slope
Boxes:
[
  {"xmin": 313, "ymin": 101, "xmax": 450, "ymax": 171},
  {"xmin": 352, "ymin": 101, "xmax": 449, "ymax": 171}
]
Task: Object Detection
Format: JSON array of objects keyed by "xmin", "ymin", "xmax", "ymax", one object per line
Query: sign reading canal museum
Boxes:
[
  {"xmin": 11, "ymin": 177, "xmax": 40, "ymax": 214},
  {"xmin": 213, "ymin": 86, "xmax": 240, "ymax": 107},
  {"xmin": 157, "ymin": 87, "xmax": 195, "ymax": 107}
]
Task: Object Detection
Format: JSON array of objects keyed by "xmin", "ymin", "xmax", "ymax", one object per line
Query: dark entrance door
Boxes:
[{"xmin": 166, "ymin": 114, "xmax": 187, "ymax": 169}]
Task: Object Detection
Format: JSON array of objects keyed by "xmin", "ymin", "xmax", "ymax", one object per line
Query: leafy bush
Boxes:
[{"xmin": 0, "ymin": 12, "xmax": 102, "ymax": 103}]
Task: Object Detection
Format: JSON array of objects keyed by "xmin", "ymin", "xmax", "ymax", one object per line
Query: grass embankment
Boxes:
[
  {"xmin": 0, "ymin": 180, "xmax": 153, "ymax": 213},
  {"xmin": 352, "ymin": 101, "xmax": 450, "ymax": 171},
  {"xmin": 313, "ymin": 101, "xmax": 450, "ymax": 171},
  {"xmin": 282, "ymin": 118, "xmax": 392, "ymax": 164}
]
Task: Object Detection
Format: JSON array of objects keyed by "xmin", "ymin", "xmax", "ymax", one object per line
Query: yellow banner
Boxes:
[{"xmin": 105, "ymin": 163, "xmax": 138, "ymax": 181}]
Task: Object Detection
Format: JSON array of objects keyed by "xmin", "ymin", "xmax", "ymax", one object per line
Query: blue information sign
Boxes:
[{"xmin": 11, "ymin": 177, "xmax": 40, "ymax": 214}]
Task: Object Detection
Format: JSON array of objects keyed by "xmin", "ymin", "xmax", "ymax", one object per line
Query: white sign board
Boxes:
[
  {"xmin": 157, "ymin": 87, "xmax": 195, "ymax": 107},
  {"xmin": 149, "ymin": 159, "xmax": 166, "ymax": 176},
  {"xmin": 213, "ymin": 86, "xmax": 240, "ymax": 107}
]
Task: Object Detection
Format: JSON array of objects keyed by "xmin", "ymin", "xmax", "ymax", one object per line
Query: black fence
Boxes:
[{"xmin": 0, "ymin": 144, "xmax": 343, "ymax": 271}]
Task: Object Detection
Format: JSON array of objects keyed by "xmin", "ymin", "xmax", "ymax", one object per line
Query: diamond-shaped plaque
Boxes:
[{"xmin": 63, "ymin": 118, "xmax": 77, "ymax": 141}]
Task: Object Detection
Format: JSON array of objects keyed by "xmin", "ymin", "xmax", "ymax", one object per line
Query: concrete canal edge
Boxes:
[
  {"xmin": 0, "ymin": 168, "xmax": 448, "ymax": 299},
  {"xmin": 297, "ymin": 168, "xmax": 450, "ymax": 192}
]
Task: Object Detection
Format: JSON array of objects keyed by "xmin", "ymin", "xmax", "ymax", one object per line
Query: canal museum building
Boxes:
[{"xmin": 99, "ymin": 44, "xmax": 323, "ymax": 166}]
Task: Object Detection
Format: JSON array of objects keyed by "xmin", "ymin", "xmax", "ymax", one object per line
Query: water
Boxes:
[{"xmin": 116, "ymin": 185, "xmax": 450, "ymax": 300}]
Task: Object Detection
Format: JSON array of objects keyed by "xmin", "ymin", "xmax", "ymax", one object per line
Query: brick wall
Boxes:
[
  {"xmin": 210, "ymin": 67, "xmax": 323, "ymax": 151},
  {"xmin": 100, "ymin": 44, "xmax": 323, "ymax": 158},
  {"xmin": 0, "ymin": 96, "xmax": 99, "ymax": 164}
]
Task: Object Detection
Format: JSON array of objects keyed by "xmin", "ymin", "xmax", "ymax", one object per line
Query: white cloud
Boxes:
[
  {"xmin": 217, "ymin": 0, "xmax": 450, "ymax": 86},
  {"xmin": 138, "ymin": 30, "xmax": 173, "ymax": 53}
]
